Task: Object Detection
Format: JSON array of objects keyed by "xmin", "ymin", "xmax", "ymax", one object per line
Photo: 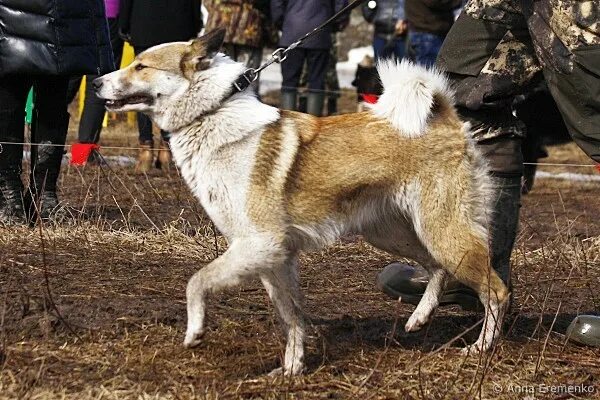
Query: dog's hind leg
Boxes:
[
  {"xmin": 416, "ymin": 214, "xmax": 509, "ymax": 353},
  {"xmin": 260, "ymin": 256, "xmax": 305, "ymax": 376},
  {"xmin": 184, "ymin": 237, "xmax": 287, "ymax": 348},
  {"xmin": 405, "ymin": 267, "xmax": 448, "ymax": 332},
  {"xmin": 365, "ymin": 223, "xmax": 449, "ymax": 333}
]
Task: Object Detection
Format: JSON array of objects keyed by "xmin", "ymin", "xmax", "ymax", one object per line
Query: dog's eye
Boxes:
[{"xmin": 135, "ymin": 64, "xmax": 147, "ymax": 71}]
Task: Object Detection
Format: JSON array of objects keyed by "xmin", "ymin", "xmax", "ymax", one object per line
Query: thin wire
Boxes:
[{"xmin": 0, "ymin": 141, "xmax": 597, "ymax": 169}]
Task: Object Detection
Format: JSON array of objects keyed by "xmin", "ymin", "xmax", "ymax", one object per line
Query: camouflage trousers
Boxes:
[{"xmin": 437, "ymin": 0, "xmax": 600, "ymax": 172}]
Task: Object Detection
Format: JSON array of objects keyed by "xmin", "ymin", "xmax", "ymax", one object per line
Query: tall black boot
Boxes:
[
  {"xmin": 489, "ymin": 175, "xmax": 521, "ymax": 290},
  {"xmin": 27, "ymin": 111, "xmax": 70, "ymax": 221},
  {"xmin": 306, "ymin": 91, "xmax": 325, "ymax": 117},
  {"xmin": 281, "ymin": 89, "xmax": 298, "ymax": 111},
  {"xmin": 0, "ymin": 109, "xmax": 26, "ymax": 225},
  {"xmin": 0, "ymin": 166, "xmax": 26, "ymax": 225}
]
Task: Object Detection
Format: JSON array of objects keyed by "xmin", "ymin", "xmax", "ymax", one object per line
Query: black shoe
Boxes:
[
  {"xmin": 377, "ymin": 262, "xmax": 482, "ymax": 311},
  {"xmin": 0, "ymin": 168, "xmax": 26, "ymax": 225}
]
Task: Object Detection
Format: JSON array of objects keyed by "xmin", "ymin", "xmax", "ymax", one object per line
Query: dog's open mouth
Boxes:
[{"xmin": 105, "ymin": 95, "xmax": 153, "ymax": 110}]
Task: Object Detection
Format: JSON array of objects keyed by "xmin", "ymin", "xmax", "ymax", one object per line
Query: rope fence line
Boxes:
[{"xmin": 1, "ymin": 141, "xmax": 598, "ymax": 170}]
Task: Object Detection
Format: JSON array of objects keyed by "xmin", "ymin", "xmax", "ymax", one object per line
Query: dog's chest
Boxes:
[{"xmin": 171, "ymin": 136, "xmax": 258, "ymax": 238}]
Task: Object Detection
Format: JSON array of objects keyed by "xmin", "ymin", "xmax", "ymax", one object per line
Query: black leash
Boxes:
[{"xmin": 231, "ymin": 0, "xmax": 367, "ymax": 93}]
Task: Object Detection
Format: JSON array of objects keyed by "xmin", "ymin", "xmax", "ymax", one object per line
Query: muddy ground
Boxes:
[{"xmin": 0, "ymin": 92, "xmax": 599, "ymax": 399}]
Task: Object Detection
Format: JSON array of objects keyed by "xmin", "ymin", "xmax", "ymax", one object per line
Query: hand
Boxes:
[{"xmin": 395, "ymin": 20, "xmax": 408, "ymax": 36}]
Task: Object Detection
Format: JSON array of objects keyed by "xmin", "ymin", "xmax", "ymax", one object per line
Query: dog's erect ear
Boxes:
[
  {"xmin": 200, "ymin": 28, "xmax": 226, "ymax": 59},
  {"xmin": 181, "ymin": 28, "xmax": 227, "ymax": 80}
]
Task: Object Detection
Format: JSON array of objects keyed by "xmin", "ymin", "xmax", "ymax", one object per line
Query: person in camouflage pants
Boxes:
[
  {"xmin": 204, "ymin": 0, "xmax": 274, "ymax": 94},
  {"xmin": 378, "ymin": 0, "xmax": 600, "ymax": 337}
]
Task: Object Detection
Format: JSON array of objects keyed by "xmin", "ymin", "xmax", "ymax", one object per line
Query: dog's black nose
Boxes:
[{"xmin": 91, "ymin": 78, "xmax": 103, "ymax": 91}]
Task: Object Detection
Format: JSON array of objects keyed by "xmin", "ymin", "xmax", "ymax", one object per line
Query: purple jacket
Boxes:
[{"xmin": 105, "ymin": 0, "xmax": 120, "ymax": 18}]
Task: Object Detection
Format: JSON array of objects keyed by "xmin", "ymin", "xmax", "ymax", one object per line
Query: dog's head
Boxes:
[{"xmin": 94, "ymin": 28, "xmax": 246, "ymax": 131}]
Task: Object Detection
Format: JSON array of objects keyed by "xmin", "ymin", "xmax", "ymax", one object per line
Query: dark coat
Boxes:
[
  {"xmin": 405, "ymin": 0, "xmax": 461, "ymax": 35},
  {"xmin": 119, "ymin": 0, "xmax": 203, "ymax": 49},
  {"xmin": 0, "ymin": 0, "xmax": 114, "ymax": 77},
  {"xmin": 362, "ymin": 0, "xmax": 405, "ymax": 36},
  {"xmin": 271, "ymin": 0, "xmax": 347, "ymax": 49}
]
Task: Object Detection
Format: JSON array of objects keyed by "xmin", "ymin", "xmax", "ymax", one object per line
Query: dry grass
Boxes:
[{"xmin": 0, "ymin": 93, "xmax": 598, "ymax": 400}]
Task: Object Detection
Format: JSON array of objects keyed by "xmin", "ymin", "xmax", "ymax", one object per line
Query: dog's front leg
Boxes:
[
  {"xmin": 260, "ymin": 256, "xmax": 305, "ymax": 376},
  {"xmin": 184, "ymin": 238, "xmax": 287, "ymax": 348}
]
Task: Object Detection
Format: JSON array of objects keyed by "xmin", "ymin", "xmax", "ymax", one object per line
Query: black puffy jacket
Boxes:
[{"xmin": 0, "ymin": 0, "xmax": 114, "ymax": 77}]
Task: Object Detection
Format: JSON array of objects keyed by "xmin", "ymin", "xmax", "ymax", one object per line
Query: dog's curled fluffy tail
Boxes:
[{"xmin": 371, "ymin": 59, "xmax": 454, "ymax": 138}]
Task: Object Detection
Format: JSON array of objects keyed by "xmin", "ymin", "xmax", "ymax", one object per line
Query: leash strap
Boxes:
[{"xmin": 231, "ymin": 0, "xmax": 367, "ymax": 93}]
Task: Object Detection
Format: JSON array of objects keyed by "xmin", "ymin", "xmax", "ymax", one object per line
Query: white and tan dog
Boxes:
[{"xmin": 95, "ymin": 29, "xmax": 509, "ymax": 375}]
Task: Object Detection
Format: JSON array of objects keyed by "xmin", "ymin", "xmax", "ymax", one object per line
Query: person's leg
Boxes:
[
  {"xmin": 28, "ymin": 75, "xmax": 70, "ymax": 219},
  {"xmin": 0, "ymin": 75, "xmax": 31, "ymax": 224},
  {"xmin": 280, "ymin": 48, "xmax": 306, "ymax": 110},
  {"xmin": 409, "ymin": 31, "xmax": 444, "ymax": 68},
  {"xmin": 372, "ymin": 35, "xmax": 385, "ymax": 61},
  {"xmin": 305, "ymin": 49, "xmax": 329, "ymax": 117},
  {"xmin": 66, "ymin": 76, "xmax": 83, "ymax": 105},
  {"xmin": 108, "ymin": 18, "xmax": 124, "ymax": 69},
  {"xmin": 77, "ymin": 73, "xmax": 106, "ymax": 144},
  {"xmin": 133, "ymin": 46, "xmax": 155, "ymax": 172},
  {"xmin": 393, "ymin": 36, "xmax": 407, "ymax": 61}
]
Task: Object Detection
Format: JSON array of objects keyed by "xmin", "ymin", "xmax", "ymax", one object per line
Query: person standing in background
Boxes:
[
  {"xmin": 204, "ymin": 0, "xmax": 275, "ymax": 95},
  {"xmin": 404, "ymin": 0, "xmax": 462, "ymax": 67},
  {"xmin": 67, "ymin": 0, "xmax": 125, "ymax": 164},
  {"xmin": 119, "ymin": 0, "xmax": 203, "ymax": 172},
  {"xmin": 0, "ymin": 0, "xmax": 113, "ymax": 224},
  {"xmin": 362, "ymin": 0, "xmax": 407, "ymax": 61},
  {"xmin": 271, "ymin": 0, "xmax": 347, "ymax": 116}
]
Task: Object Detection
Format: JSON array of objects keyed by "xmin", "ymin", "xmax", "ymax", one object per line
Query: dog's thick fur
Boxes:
[{"xmin": 96, "ymin": 29, "xmax": 509, "ymax": 375}]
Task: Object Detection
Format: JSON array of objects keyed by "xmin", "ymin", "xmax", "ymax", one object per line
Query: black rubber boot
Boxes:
[
  {"xmin": 280, "ymin": 89, "xmax": 298, "ymax": 111},
  {"xmin": 0, "ymin": 108, "xmax": 27, "ymax": 225},
  {"xmin": 488, "ymin": 175, "xmax": 522, "ymax": 290},
  {"xmin": 0, "ymin": 167, "xmax": 26, "ymax": 225},
  {"xmin": 27, "ymin": 111, "xmax": 70, "ymax": 222},
  {"xmin": 306, "ymin": 92, "xmax": 325, "ymax": 117}
]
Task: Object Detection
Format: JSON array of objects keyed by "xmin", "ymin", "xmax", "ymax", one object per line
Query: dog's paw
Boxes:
[
  {"xmin": 183, "ymin": 329, "xmax": 204, "ymax": 348},
  {"xmin": 405, "ymin": 313, "xmax": 428, "ymax": 332},
  {"xmin": 268, "ymin": 367, "xmax": 285, "ymax": 378},
  {"xmin": 460, "ymin": 342, "xmax": 484, "ymax": 356},
  {"xmin": 268, "ymin": 364, "xmax": 305, "ymax": 378}
]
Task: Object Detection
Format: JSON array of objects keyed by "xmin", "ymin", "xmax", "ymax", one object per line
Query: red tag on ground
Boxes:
[
  {"xmin": 596, "ymin": 164, "xmax": 600, "ymax": 173},
  {"xmin": 70, "ymin": 143, "xmax": 100, "ymax": 166},
  {"xmin": 362, "ymin": 94, "xmax": 379, "ymax": 104}
]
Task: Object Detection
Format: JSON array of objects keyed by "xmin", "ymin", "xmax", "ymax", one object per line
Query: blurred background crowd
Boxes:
[{"xmin": 0, "ymin": 0, "xmax": 465, "ymax": 224}]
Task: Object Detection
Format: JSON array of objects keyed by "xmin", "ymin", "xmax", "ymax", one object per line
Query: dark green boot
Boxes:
[
  {"xmin": 280, "ymin": 89, "xmax": 297, "ymax": 111},
  {"xmin": 306, "ymin": 91, "xmax": 325, "ymax": 117}
]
